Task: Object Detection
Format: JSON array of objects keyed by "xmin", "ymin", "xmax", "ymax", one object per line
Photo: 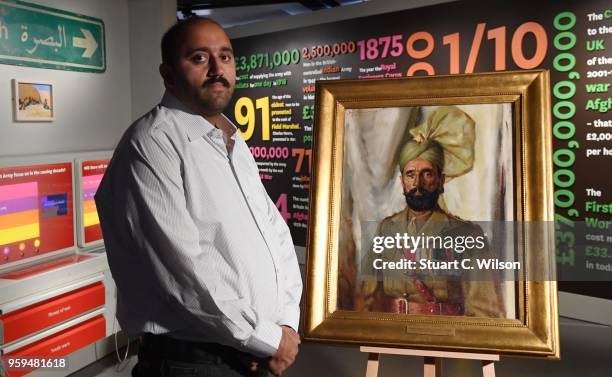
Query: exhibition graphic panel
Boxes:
[
  {"xmin": 0, "ymin": 162, "xmax": 74, "ymax": 265},
  {"xmin": 228, "ymin": 0, "xmax": 612, "ymax": 299},
  {"xmin": 78, "ymin": 159, "xmax": 108, "ymax": 246}
]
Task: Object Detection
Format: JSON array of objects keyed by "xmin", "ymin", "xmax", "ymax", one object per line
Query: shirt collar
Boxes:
[{"xmin": 160, "ymin": 91, "xmax": 236, "ymax": 142}]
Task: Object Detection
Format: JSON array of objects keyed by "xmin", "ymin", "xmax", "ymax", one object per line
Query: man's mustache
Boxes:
[
  {"xmin": 407, "ymin": 187, "xmax": 425, "ymax": 195},
  {"xmin": 203, "ymin": 76, "xmax": 230, "ymax": 88}
]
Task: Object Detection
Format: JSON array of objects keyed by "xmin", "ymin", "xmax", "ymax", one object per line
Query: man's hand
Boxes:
[{"xmin": 268, "ymin": 326, "xmax": 300, "ymax": 376}]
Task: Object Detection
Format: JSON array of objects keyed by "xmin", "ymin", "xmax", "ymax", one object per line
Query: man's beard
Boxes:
[{"xmin": 403, "ymin": 188, "xmax": 440, "ymax": 211}]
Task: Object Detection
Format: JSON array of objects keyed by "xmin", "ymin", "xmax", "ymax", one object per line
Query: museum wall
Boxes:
[
  {"xmin": 128, "ymin": 0, "xmax": 176, "ymax": 120},
  {"xmin": 0, "ymin": 0, "xmax": 132, "ymax": 157}
]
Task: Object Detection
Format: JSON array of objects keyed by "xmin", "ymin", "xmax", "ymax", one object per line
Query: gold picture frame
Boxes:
[{"xmin": 303, "ymin": 70, "xmax": 559, "ymax": 357}]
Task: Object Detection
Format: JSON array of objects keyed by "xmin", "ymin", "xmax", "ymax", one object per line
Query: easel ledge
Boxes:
[{"xmin": 361, "ymin": 346, "xmax": 500, "ymax": 377}]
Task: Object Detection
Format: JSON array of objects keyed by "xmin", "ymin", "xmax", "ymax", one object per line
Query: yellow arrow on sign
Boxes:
[{"xmin": 72, "ymin": 28, "xmax": 98, "ymax": 58}]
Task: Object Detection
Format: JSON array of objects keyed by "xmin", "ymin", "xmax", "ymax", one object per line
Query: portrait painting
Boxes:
[
  {"xmin": 303, "ymin": 70, "xmax": 559, "ymax": 357},
  {"xmin": 12, "ymin": 79, "xmax": 54, "ymax": 122},
  {"xmin": 339, "ymin": 103, "xmax": 516, "ymax": 320}
]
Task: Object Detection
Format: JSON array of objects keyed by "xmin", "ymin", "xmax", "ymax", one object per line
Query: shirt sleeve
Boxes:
[
  {"xmin": 263, "ymin": 188, "xmax": 303, "ymax": 332},
  {"xmin": 104, "ymin": 129, "xmax": 282, "ymax": 357}
]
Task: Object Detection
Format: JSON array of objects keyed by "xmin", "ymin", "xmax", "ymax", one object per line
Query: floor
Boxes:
[{"xmin": 69, "ymin": 316, "xmax": 612, "ymax": 377}]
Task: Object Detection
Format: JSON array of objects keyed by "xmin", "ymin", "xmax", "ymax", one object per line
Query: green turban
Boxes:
[{"xmin": 398, "ymin": 106, "xmax": 475, "ymax": 178}]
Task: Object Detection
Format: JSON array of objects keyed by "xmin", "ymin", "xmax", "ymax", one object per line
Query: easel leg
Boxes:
[
  {"xmin": 360, "ymin": 346, "xmax": 499, "ymax": 377},
  {"xmin": 482, "ymin": 360, "xmax": 496, "ymax": 377},
  {"xmin": 423, "ymin": 357, "xmax": 442, "ymax": 377},
  {"xmin": 365, "ymin": 353, "xmax": 379, "ymax": 377}
]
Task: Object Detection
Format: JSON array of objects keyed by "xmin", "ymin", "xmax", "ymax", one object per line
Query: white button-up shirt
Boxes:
[{"xmin": 95, "ymin": 92, "xmax": 302, "ymax": 357}]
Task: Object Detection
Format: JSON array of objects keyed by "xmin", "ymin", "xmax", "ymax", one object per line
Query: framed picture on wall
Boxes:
[
  {"xmin": 302, "ymin": 70, "xmax": 560, "ymax": 357},
  {"xmin": 11, "ymin": 79, "xmax": 55, "ymax": 122}
]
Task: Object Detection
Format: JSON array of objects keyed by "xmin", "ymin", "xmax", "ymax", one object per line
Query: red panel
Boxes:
[
  {"xmin": 3, "ymin": 315, "xmax": 105, "ymax": 377},
  {"xmin": 83, "ymin": 225, "xmax": 103, "ymax": 244},
  {"xmin": 0, "ymin": 282, "xmax": 105, "ymax": 344}
]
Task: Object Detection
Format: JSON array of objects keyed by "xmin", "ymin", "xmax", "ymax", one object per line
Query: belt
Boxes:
[
  {"xmin": 139, "ymin": 333, "xmax": 262, "ymax": 365},
  {"xmin": 393, "ymin": 298, "xmax": 464, "ymax": 315}
]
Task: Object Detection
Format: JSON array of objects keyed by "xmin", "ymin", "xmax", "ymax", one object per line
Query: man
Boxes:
[
  {"xmin": 95, "ymin": 17, "xmax": 302, "ymax": 377},
  {"xmin": 361, "ymin": 106, "xmax": 505, "ymax": 318}
]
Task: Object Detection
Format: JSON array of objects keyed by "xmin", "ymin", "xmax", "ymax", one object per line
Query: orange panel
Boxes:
[{"xmin": 0, "ymin": 210, "xmax": 38, "ymax": 229}]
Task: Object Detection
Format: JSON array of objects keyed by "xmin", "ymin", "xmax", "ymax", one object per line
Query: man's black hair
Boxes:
[{"xmin": 161, "ymin": 16, "xmax": 222, "ymax": 67}]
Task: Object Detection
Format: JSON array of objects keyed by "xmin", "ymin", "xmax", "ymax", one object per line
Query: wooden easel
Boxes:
[{"xmin": 361, "ymin": 346, "xmax": 499, "ymax": 377}]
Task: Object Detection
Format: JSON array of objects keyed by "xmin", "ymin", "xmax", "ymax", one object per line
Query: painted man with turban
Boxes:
[{"xmin": 361, "ymin": 106, "xmax": 505, "ymax": 318}]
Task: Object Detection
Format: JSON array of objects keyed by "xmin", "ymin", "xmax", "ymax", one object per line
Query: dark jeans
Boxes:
[{"xmin": 132, "ymin": 334, "xmax": 269, "ymax": 377}]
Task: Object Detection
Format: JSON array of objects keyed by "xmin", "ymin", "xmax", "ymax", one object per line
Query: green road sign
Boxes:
[{"xmin": 0, "ymin": 0, "xmax": 105, "ymax": 73}]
